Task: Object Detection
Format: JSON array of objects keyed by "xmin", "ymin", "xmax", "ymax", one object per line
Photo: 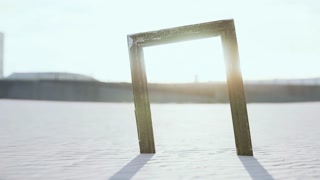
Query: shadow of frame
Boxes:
[
  {"xmin": 109, "ymin": 154, "xmax": 154, "ymax": 180},
  {"xmin": 238, "ymin": 156, "xmax": 274, "ymax": 180}
]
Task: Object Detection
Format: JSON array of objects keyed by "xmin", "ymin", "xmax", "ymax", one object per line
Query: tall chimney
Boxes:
[{"xmin": 0, "ymin": 33, "xmax": 3, "ymax": 78}]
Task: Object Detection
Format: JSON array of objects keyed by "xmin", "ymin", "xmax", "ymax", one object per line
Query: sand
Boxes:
[{"xmin": 0, "ymin": 100, "xmax": 319, "ymax": 179}]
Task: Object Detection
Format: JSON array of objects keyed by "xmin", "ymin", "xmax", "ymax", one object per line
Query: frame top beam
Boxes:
[{"xmin": 128, "ymin": 19, "xmax": 234, "ymax": 48}]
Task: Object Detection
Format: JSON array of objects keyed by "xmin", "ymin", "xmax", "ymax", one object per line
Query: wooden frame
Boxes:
[{"xmin": 127, "ymin": 19, "xmax": 253, "ymax": 156}]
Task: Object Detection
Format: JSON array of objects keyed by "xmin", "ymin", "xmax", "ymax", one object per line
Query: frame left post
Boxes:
[{"xmin": 128, "ymin": 36, "xmax": 156, "ymax": 153}]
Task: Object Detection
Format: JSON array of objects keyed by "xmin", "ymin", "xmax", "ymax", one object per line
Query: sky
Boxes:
[{"xmin": 0, "ymin": 0, "xmax": 319, "ymax": 83}]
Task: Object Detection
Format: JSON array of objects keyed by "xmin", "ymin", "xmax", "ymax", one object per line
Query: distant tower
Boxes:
[
  {"xmin": 0, "ymin": 32, "xmax": 3, "ymax": 78},
  {"xmin": 194, "ymin": 74, "xmax": 199, "ymax": 83}
]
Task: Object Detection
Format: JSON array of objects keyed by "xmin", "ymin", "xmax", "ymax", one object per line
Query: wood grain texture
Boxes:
[{"xmin": 128, "ymin": 43, "xmax": 155, "ymax": 153}]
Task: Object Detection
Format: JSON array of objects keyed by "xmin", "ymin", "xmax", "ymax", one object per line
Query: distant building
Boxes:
[
  {"xmin": 0, "ymin": 32, "xmax": 3, "ymax": 79},
  {"xmin": 6, "ymin": 72, "xmax": 97, "ymax": 81}
]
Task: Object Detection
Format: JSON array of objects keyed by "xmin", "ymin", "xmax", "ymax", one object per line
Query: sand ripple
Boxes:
[{"xmin": 0, "ymin": 100, "xmax": 319, "ymax": 179}]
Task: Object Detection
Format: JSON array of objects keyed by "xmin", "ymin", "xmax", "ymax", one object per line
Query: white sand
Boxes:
[{"xmin": 0, "ymin": 100, "xmax": 319, "ymax": 179}]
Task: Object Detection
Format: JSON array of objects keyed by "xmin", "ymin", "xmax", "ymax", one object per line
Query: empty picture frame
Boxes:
[{"xmin": 127, "ymin": 19, "xmax": 253, "ymax": 156}]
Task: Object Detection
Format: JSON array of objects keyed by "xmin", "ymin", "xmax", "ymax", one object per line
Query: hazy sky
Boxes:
[{"xmin": 0, "ymin": 0, "xmax": 319, "ymax": 83}]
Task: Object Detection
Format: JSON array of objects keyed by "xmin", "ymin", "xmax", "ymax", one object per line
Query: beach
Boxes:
[{"xmin": 0, "ymin": 100, "xmax": 319, "ymax": 179}]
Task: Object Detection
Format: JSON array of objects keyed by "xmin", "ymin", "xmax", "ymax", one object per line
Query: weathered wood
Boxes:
[
  {"xmin": 127, "ymin": 19, "xmax": 253, "ymax": 156},
  {"xmin": 128, "ymin": 20, "xmax": 228, "ymax": 48},
  {"xmin": 128, "ymin": 40, "xmax": 155, "ymax": 153},
  {"xmin": 221, "ymin": 22, "xmax": 253, "ymax": 156}
]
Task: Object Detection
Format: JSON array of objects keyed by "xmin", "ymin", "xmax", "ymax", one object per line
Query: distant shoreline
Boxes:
[{"xmin": 1, "ymin": 80, "xmax": 320, "ymax": 103}]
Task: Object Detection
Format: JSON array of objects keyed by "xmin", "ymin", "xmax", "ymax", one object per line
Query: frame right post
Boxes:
[{"xmin": 221, "ymin": 22, "xmax": 253, "ymax": 156}]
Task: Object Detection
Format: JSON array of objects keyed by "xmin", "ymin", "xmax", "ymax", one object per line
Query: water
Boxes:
[{"xmin": 0, "ymin": 100, "xmax": 319, "ymax": 179}]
